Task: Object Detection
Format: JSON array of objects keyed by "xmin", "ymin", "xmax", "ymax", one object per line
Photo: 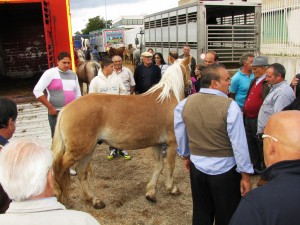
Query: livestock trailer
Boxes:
[
  {"xmin": 0, "ymin": 0, "xmax": 74, "ymax": 79},
  {"xmin": 144, "ymin": 0, "xmax": 262, "ymax": 65}
]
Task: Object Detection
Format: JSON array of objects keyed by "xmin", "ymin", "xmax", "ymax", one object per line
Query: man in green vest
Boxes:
[{"xmin": 174, "ymin": 64, "xmax": 253, "ymax": 225}]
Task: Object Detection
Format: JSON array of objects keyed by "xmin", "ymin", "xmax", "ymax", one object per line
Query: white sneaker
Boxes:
[{"xmin": 69, "ymin": 167, "xmax": 77, "ymax": 176}]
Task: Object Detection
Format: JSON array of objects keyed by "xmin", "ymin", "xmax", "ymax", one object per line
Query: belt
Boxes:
[{"xmin": 257, "ymin": 133, "xmax": 263, "ymax": 141}]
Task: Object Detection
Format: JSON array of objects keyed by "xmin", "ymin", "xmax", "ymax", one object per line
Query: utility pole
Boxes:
[{"xmin": 104, "ymin": 0, "xmax": 108, "ymax": 28}]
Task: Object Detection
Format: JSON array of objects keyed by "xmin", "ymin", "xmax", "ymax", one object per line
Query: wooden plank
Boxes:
[{"xmin": 13, "ymin": 102, "xmax": 52, "ymax": 149}]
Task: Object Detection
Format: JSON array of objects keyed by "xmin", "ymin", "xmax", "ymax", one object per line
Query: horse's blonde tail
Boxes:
[{"xmin": 52, "ymin": 108, "xmax": 71, "ymax": 203}]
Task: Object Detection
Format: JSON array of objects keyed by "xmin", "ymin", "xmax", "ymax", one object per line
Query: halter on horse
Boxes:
[{"xmin": 52, "ymin": 58, "xmax": 191, "ymax": 209}]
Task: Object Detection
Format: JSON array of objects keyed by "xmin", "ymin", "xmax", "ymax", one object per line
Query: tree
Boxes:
[{"xmin": 81, "ymin": 16, "xmax": 112, "ymax": 35}]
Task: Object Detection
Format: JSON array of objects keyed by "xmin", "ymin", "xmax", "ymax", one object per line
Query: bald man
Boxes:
[{"xmin": 229, "ymin": 111, "xmax": 300, "ymax": 225}]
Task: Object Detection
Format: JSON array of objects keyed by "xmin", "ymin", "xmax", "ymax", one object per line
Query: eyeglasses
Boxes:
[
  {"xmin": 262, "ymin": 134, "xmax": 278, "ymax": 142},
  {"xmin": 154, "ymin": 57, "xmax": 161, "ymax": 59}
]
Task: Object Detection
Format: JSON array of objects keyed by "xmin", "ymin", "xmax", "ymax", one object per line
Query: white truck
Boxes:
[{"xmin": 144, "ymin": 0, "xmax": 262, "ymax": 65}]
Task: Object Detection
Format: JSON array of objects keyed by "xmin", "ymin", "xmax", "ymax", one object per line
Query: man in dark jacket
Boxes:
[
  {"xmin": 134, "ymin": 51, "xmax": 161, "ymax": 94},
  {"xmin": 0, "ymin": 97, "xmax": 18, "ymax": 213},
  {"xmin": 230, "ymin": 111, "xmax": 300, "ymax": 225}
]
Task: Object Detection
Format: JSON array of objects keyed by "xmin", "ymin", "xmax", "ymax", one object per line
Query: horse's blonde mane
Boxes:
[{"xmin": 143, "ymin": 63, "xmax": 184, "ymax": 103}]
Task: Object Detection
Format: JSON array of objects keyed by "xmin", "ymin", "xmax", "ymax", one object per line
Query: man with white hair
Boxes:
[
  {"xmin": 112, "ymin": 55, "xmax": 135, "ymax": 95},
  {"xmin": 134, "ymin": 51, "xmax": 161, "ymax": 94},
  {"xmin": 0, "ymin": 139, "xmax": 100, "ymax": 225}
]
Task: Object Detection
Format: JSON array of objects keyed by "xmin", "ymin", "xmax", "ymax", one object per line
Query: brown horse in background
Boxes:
[
  {"xmin": 52, "ymin": 57, "xmax": 191, "ymax": 209},
  {"xmin": 76, "ymin": 61, "xmax": 100, "ymax": 94},
  {"xmin": 107, "ymin": 46, "xmax": 125, "ymax": 58},
  {"xmin": 123, "ymin": 47, "xmax": 131, "ymax": 63}
]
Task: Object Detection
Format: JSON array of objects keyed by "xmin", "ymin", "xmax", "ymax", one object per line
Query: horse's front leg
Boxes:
[
  {"xmin": 146, "ymin": 145, "xmax": 164, "ymax": 202},
  {"xmin": 164, "ymin": 142, "xmax": 181, "ymax": 196},
  {"xmin": 76, "ymin": 152, "xmax": 106, "ymax": 209}
]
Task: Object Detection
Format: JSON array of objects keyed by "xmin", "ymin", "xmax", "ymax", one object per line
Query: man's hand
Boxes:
[
  {"xmin": 37, "ymin": 95, "xmax": 57, "ymax": 116},
  {"xmin": 182, "ymin": 157, "xmax": 190, "ymax": 173},
  {"xmin": 240, "ymin": 173, "xmax": 252, "ymax": 196},
  {"xmin": 48, "ymin": 106, "xmax": 58, "ymax": 116}
]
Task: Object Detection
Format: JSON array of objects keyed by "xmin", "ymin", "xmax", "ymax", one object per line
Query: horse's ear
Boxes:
[{"xmin": 182, "ymin": 56, "xmax": 191, "ymax": 66}]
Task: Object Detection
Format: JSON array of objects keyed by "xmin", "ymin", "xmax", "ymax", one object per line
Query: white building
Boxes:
[
  {"xmin": 112, "ymin": 15, "xmax": 145, "ymax": 29},
  {"xmin": 112, "ymin": 15, "xmax": 145, "ymax": 49},
  {"xmin": 260, "ymin": 0, "xmax": 300, "ymax": 82}
]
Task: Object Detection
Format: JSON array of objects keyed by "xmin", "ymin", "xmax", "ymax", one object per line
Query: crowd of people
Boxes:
[{"xmin": 1, "ymin": 45, "xmax": 300, "ymax": 225}]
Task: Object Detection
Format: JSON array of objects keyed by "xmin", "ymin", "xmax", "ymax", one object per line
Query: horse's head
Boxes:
[
  {"xmin": 180, "ymin": 57, "xmax": 192, "ymax": 95},
  {"xmin": 107, "ymin": 47, "xmax": 114, "ymax": 57},
  {"xmin": 144, "ymin": 59, "xmax": 191, "ymax": 103},
  {"xmin": 77, "ymin": 49, "xmax": 86, "ymax": 62}
]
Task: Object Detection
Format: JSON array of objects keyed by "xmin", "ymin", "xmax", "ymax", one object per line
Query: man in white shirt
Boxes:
[
  {"xmin": 89, "ymin": 58, "xmax": 131, "ymax": 160},
  {"xmin": 0, "ymin": 139, "xmax": 100, "ymax": 225},
  {"xmin": 111, "ymin": 55, "xmax": 135, "ymax": 95}
]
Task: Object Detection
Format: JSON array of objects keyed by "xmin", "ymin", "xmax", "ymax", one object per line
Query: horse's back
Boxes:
[{"xmin": 60, "ymin": 93, "xmax": 175, "ymax": 149}]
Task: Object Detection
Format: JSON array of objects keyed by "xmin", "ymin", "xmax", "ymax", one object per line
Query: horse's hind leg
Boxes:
[
  {"xmin": 146, "ymin": 145, "xmax": 164, "ymax": 202},
  {"xmin": 79, "ymin": 80, "xmax": 84, "ymax": 95},
  {"xmin": 76, "ymin": 152, "xmax": 106, "ymax": 209},
  {"xmin": 54, "ymin": 151, "xmax": 77, "ymax": 207},
  {"xmin": 164, "ymin": 142, "xmax": 180, "ymax": 196}
]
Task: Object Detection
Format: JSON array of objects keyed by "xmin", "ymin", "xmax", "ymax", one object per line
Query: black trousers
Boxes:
[
  {"xmin": 48, "ymin": 114, "xmax": 58, "ymax": 139},
  {"xmin": 244, "ymin": 117, "xmax": 265, "ymax": 170},
  {"xmin": 190, "ymin": 162, "xmax": 241, "ymax": 225}
]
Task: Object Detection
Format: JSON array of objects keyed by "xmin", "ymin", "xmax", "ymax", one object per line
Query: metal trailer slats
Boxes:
[{"xmin": 144, "ymin": 1, "xmax": 262, "ymax": 64}]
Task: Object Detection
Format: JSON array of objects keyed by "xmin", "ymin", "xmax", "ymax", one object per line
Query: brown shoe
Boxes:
[{"xmin": 256, "ymin": 178, "xmax": 267, "ymax": 187}]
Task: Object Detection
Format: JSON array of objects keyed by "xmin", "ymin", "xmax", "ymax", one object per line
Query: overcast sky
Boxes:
[{"xmin": 70, "ymin": 0, "xmax": 178, "ymax": 33}]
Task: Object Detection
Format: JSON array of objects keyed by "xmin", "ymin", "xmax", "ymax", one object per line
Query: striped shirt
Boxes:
[{"xmin": 33, "ymin": 67, "xmax": 81, "ymax": 110}]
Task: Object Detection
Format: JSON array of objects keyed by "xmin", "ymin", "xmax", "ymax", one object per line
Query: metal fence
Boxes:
[
  {"xmin": 207, "ymin": 25, "xmax": 259, "ymax": 63},
  {"xmin": 261, "ymin": 0, "xmax": 300, "ymax": 56}
]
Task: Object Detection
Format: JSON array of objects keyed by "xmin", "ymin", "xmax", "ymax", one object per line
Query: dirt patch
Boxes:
[
  {"xmin": 64, "ymin": 144, "xmax": 260, "ymax": 225},
  {"xmin": 68, "ymin": 145, "xmax": 193, "ymax": 225}
]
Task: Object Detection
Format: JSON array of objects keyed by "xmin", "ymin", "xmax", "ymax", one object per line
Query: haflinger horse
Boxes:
[{"xmin": 52, "ymin": 57, "xmax": 191, "ymax": 209}]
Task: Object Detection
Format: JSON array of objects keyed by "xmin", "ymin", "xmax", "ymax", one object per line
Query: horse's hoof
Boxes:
[
  {"xmin": 93, "ymin": 200, "xmax": 106, "ymax": 209},
  {"xmin": 171, "ymin": 189, "xmax": 182, "ymax": 196},
  {"xmin": 145, "ymin": 195, "xmax": 157, "ymax": 203}
]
